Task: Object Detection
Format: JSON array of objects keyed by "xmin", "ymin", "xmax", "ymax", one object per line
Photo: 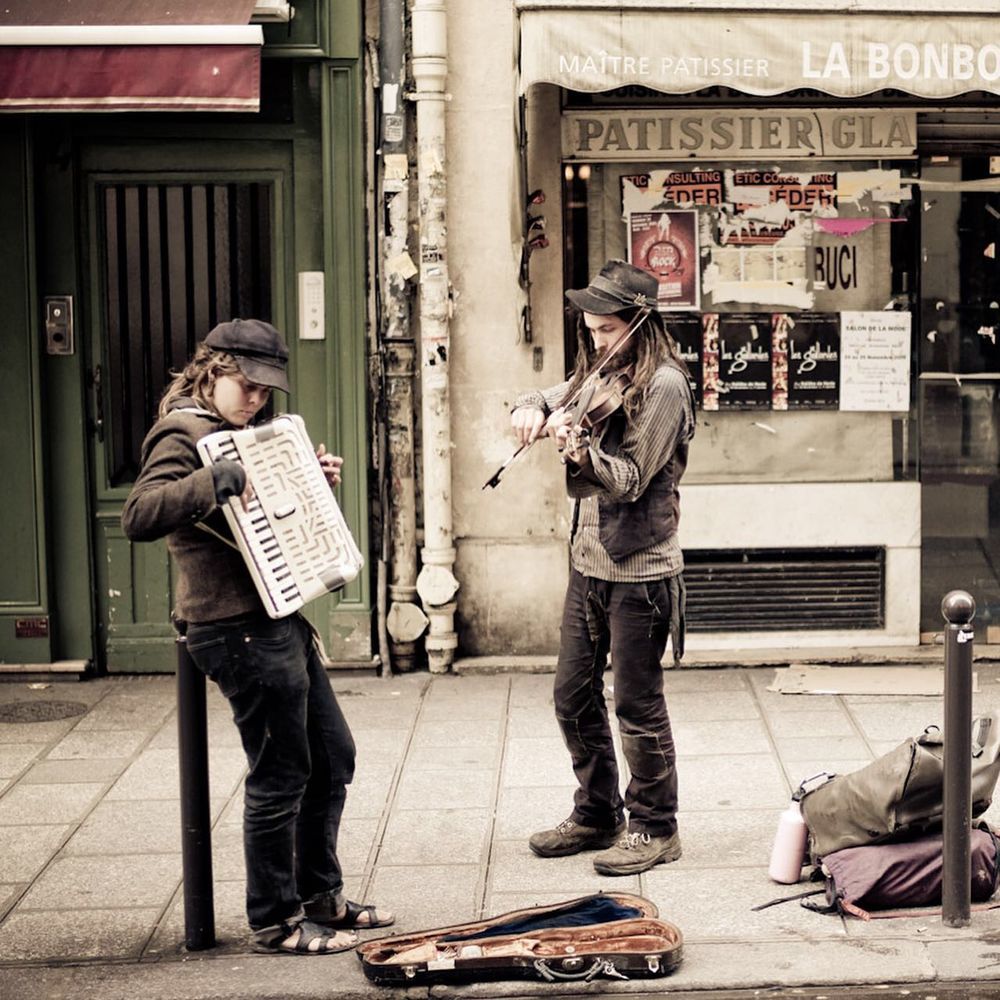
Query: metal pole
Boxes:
[
  {"xmin": 176, "ymin": 636, "xmax": 216, "ymax": 950},
  {"xmin": 941, "ymin": 589, "xmax": 975, "ymax": 928}
]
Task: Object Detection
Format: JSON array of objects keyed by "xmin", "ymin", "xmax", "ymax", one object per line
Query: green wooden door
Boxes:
[{"xmin": 80, "ymin": 141, "xmax": 291, "ymax": 672}]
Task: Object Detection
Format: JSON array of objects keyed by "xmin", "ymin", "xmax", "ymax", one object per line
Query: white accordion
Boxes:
[{"xmin": 197, "ymin": 414, "xmax": 364, "ymax": 619}]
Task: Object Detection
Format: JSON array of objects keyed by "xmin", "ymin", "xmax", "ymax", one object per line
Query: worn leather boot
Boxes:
[
  {"xmin": 593, "ymin": 830, "xmax": 682, "ymax": 876},
  {"xmin": 529, "ymin": 818, "xmax": 627, "ymax": 858}
]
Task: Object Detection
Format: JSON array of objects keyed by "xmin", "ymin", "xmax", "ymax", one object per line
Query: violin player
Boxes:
[{"xmin": 509, "ymin": 259, "xmax": 695, "ymax": 876}]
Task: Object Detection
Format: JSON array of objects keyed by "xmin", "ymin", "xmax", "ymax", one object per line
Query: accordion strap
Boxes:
[{"xmin": 195, "ymin": 518, "xmax": 240, "ymax": 553}]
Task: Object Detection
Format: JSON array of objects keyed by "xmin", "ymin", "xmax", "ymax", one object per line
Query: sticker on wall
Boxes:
[
  {"xmin": 701, "ymin": 313, "xmax": 720, "ymax": 411},
  {"xmin": 628, "ymin": 210, "xmax": 701, "ymax": 310},
  {"xmin": 721, "ymin": 170, "xmax": 836, "ymax": 245},
  {"xmin": 703, "ymin": 245, "xmax": 812, "ymax": 309},
  {"xmin": 621, "ymin": 170, "xmax": 724, "ymax": 214},
  {"xmin": 836, "ymin": 170, "xmax": 906, "ymax": 204}
]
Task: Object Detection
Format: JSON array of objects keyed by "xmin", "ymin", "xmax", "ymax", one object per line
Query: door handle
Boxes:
[{"xmin": 90, "ymin": 365, "xmax": 104, "ymax": 442}]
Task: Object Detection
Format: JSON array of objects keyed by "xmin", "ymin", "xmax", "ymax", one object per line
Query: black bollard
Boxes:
[
  {"xmin": 941, "ymin": 589, "xmax": 975, "ymax": 928},
  {"xmin": 176, "ymin": 636, "xmax": 216, "ymax": 950}
]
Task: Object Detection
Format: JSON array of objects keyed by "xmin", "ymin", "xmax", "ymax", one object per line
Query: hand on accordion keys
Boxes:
[{"xmin": 316, "ymin": 443, "xmax": 343, "ymax": 489}]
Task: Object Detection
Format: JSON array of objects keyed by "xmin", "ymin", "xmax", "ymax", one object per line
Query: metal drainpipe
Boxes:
[
  {"xmin": 379, "ymin": 0, "xmax": 425, "ymax": 672},
  {"xmin": 410, "ymin": 0, "xmax": 458, "ymax": 672}
]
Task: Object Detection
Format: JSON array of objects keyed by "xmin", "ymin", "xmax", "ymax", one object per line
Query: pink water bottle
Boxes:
[{"xmin": 768, "ymin": 800, "xmax": 807, "ymax": 884}]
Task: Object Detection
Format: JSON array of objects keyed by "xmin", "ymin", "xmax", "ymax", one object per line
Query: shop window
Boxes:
[{"xmin": 561, "ymin": 156, "xmax": 917, "ymax": 487}]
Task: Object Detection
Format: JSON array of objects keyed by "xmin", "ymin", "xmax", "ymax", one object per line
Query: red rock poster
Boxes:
[{"xmin": 628, "ymin": 210, "xmax": 701, "ymax": 311}]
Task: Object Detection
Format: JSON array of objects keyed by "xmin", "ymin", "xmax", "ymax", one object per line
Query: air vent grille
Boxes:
[{"xmin": 684, "ymin": 547, "xmax": 885, "ymax": 632}]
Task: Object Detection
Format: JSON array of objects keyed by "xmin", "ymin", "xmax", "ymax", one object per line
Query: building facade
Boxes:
[
  {"xmin": 442, "ymin": 1, "xmax": 1000, "ymax": 661},
  {"xmin": 0, "ymin": 0, "xmax": 373, "ymax": 673}
]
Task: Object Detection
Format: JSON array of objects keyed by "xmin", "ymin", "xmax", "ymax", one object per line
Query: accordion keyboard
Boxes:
[{"xmin": 197, "ymin": 415, "xmax": 364, "ymax": 618}]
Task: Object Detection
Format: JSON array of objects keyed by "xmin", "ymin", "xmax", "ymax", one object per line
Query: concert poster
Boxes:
[
  {"xmin": 628, "ymin": 210, "xmax": 700, "ymax": 311},
  {"xmin": 716, "ymin": 313, "xmax": 772, "ymax": 409},
  {"xmin": 664, "ymin": 312, "xmax": 702, "ymax": 407},
  {"xmin": 782, "ymin": 312, "xmax": 841, "ymax": 409}
]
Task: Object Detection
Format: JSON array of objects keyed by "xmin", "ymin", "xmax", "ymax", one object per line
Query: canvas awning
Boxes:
[
  {"xmin": 0, "ymin": 2, "xmax": 262, "ymax": 112},
  {"xmin": 517, "ymin": 1, "xmax": 1000, "ymax": 99}
]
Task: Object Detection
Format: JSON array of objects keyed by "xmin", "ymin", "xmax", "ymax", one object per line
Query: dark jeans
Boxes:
[
  {"xmin": 554, "ymin": 569, "xmax": 682, "ymax": 838},
  {"xmin": 186, "ymin": 612, "xmax": 356, "ymax": 930}
]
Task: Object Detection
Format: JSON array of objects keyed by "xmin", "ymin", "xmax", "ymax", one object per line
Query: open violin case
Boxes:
[{"xmin": 356, "ymin": 892, "xmax": 683, "ymax": 985}]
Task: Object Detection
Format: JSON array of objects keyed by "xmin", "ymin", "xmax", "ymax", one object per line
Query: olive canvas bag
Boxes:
[{"xmin": 796, "ymin": 711, "xmax": 1000, "ymax": 863}]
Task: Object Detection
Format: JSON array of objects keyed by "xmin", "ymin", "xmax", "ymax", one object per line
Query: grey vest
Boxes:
[{"xmin": 593, "ymin": 360, "xmax": 692, "ymax": 563}]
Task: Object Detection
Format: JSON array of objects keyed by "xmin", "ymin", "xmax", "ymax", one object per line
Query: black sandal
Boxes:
[
  {"xmin": 252, "ymin": 918, "xmax": 357, "ymax": 955},
  {"xmin": 325, "ymin": 898, "xmax": 396, "ymax": 930}
]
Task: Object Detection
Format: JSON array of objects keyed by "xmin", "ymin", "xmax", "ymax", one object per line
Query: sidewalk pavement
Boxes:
[{"xmin": 2, "ymin": 663, "xmax": 1000, "ymax": 1000}]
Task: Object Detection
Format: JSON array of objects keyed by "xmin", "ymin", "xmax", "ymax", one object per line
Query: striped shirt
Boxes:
[{"xmin": 513, "ymin": 364, "xmax": 694, "ymax": 582}]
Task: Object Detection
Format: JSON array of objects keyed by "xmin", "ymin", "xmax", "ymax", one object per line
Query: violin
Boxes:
[
  {"xmin": 482, "ymin": 306, "xmax": 650, "ymax": 490},
  {"xmin": 557, "ymin": 366, "xmax": 633, "ymax": 464}
]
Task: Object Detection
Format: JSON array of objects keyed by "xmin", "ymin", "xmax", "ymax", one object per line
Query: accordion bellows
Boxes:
[{"xmin": 197, "ymin": 414, "xmax": 364, "ymax": 618}]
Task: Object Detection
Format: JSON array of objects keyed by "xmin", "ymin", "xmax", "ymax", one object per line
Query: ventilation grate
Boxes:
[{"xmin": 684, "ymin": 547, "xmax": 885, "ymax": 632}]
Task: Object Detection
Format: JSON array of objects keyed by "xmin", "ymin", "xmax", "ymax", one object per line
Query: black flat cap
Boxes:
[{"xmin": 204, "ymin": 318, "xmax": 290, "ymax": 393}]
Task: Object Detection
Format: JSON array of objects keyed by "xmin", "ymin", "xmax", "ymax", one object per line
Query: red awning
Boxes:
[{"xmin": 0, "ymin": 24, "xmax": 262, "ymax": 112}]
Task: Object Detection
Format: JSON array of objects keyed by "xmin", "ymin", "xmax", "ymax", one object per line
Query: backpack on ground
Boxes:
[
  {"xmin": 803, "ymin": 824, "xmax": 1000, "ymax": 920},
  {"xmin": 796, "ymin": 710, "xmax": 1000, "ymax": 863}
]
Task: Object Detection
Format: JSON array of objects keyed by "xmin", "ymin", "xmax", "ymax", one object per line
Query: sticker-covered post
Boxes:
[{"xmin": 942, "ymin": 589, "xmax": 975, "ymax": 928}]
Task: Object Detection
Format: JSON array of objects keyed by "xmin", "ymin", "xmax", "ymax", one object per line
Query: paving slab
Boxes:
[
  {"xmin": 502, "ymin": 736, "xmax": 575, "ymax": 787},
  {"xmin": 488, "ymin": 839, "xmax": 639, "ymax": 896},
  {"xmin": 0, "ymin": 744, "xmax": 43, "ymax": 779},
  {"xmin": 394, "ymin": 768, "xmax": 495, "ymax": 810},
  {"xmin": 46, "ymin": 728, "xmax": 149, "ymax": 760},
  {"xmin": 20, "ymin": 757, "xmax": 126, "ymax": 784},
  {"xmin": 0, "ymin": 906, "xmax": 160, "ymax": 962},
  {"xmin": 673, "ymin": 717, "xmax": 772, "ymax": 756},
  {"xmin": 0, "ymin": 825, "xmax": 71, "ymax": 881},
  {"xmin": 378, "ymin": 808, "xmax": 490, "ymax": 866},
  {"xmin": 367, "ymin": 863, "xmax": 480, "ymax": 932},
  {"xmin": 17, "ymin": 853, "xmax": 181, "ymax": 910},
  {"xmin": 494, "ymin": 784, "xmax": 578, "ymax": 840},
  {"xmin": 0, "ymin": 781, "xmax": 105, "ymax": 825}
]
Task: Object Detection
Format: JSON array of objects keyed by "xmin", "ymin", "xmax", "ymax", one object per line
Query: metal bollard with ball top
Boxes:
[{"xmin": 941, "ymin": 589, "xmax": 975, "ymax": 928}]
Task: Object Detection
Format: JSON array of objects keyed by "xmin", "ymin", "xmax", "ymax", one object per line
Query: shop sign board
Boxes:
[
  {"xmin": 522, "ymin": 10, "xmax": 1000, "ymax": 100},
  {"xmin": 562, "ymin": 109, "xmax": 917, "ymax": 161}
]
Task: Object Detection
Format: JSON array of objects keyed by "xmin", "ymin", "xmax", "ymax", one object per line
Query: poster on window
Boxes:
[
  {"xmin": 772, "ymin": 313, "xmax": 840, "ymax": 410},
  {"xmin": 720, "ymin": 170, "xmax": 836, "ymax": 246},
  {"xmin": 664, "ymin": 313, "xmax": 702, "ymax": 407},
  {"xmin": 628, "ymin": 210, "xmax": 700, "ymax": 310},
  {"xmin": 716, "ymin": 312, "xmax": 771, "ymax": 409},
  {"xmin": 840, "ymin": 311, "xmax": 911, "ymax": 411}
]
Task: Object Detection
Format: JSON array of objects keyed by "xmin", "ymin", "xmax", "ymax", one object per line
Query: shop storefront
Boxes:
[
  {"xmin": 512, "ymin": 1, "xmax": 1000, "ymax": 649},
  {"xmin": 450, "ymin": 1, "xmax": 1000, "ymax": 658}
]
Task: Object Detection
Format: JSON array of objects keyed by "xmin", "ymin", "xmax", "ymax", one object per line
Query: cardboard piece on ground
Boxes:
[{"xmin": 769, "ymin": 663, "xmax": 979, "ymax": 696}]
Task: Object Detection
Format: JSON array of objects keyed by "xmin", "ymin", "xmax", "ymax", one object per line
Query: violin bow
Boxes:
[{"xmin": 482, "ymin": 306, "xmax": 651, "ymax": 490}]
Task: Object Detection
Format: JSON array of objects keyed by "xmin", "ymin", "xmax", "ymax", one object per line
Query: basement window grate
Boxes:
[{"xmin": 683, "ymin": 547, "xmax": 885, "ymax": 632}]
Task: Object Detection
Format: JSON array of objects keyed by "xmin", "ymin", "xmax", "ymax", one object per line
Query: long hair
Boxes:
[
  {"xmin": 563, "ymin": 307, "xmax": 691, "ymax": 422},
  {"xmin": 157, "ymin": 344, "xmax": 241, "ymax": 418}
]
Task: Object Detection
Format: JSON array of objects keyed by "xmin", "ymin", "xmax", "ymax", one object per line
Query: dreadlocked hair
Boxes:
[
  {"xmin": 563, "ymin": 307, "xmax": 691, "ymax": 423},
  {"xmin": 158, "ymin": 344, "xmax": 242, "ymax": 419}
]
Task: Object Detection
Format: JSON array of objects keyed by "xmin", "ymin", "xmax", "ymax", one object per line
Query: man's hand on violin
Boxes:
[
  {"xmin": 547, "ymin": 409, "xmax": 591, "ymax": 467},
  {"xmin": 510, "ymin": 405, "xmax": 547, "ymax": 447}
]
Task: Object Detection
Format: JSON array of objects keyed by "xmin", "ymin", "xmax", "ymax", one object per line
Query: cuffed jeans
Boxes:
[
  {"xmin": 554, "ymin": 569, "xmax": 682, "ymax": 838},
  {"xmin": 186, "ymin": 612, "xmax": 355, "ymax": 930}
]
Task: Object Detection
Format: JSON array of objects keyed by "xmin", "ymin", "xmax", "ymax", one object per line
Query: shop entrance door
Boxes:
[
  {"xmin": 919, "ymin": 157, "xmax": 1000, "ymax": 641},
  {"xmin": 77, "ymin": 141, "xmax": 288, "ymax": 671}
]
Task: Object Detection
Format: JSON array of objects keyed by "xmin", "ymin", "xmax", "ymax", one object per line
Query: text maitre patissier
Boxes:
[{"xmin": 558, "ymin": 41, "xmax": 1000, "ymax": 84}]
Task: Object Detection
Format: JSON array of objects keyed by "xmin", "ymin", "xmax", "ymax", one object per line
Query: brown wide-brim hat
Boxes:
[
  {"xmin": 204, "ymin": 318, "xmax": 290, "ymax": 392},
  {"xmin": 565, "ymin": 259, "xmax": 658, "ymax": 315}
]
